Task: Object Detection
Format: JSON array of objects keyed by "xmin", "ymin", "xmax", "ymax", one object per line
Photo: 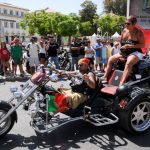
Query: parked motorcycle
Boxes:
[
  {"xmin": 0, "ymin": 57, "xmax": 150, "ymax": 139},
  {"xmin": 58, "ymin": 49, "xmax": 71, "ymax": 71}
]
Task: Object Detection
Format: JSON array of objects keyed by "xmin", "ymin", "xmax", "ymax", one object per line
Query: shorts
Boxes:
[
  {"xmin": 12, "ymin": 59, "xmax": 22, "ymax": 65},
  {"xmin": 29, "ymin": 57, "xmax": 39, "ymax": 67},
  {"xmin": 60, "ymin": 89, "xmax": 87, "ymax": 109},
  {"xmin": 102, "ymin": 58, "xmax": 107, "ymax": 64},
  {"xmin": 95, "ymin": 57, "xmax": 101, "ymax": 65},
  {"xmin": 130, "ymin": 51, "xmax": 143, "ymax": 60},
  {"xmin": 39, "ymin": 53, "xmax": 46, "ymax": 59}
]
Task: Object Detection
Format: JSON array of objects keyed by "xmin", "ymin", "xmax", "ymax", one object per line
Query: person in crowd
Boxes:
[
  {"xmin": 93, "ymin": 38, "xmax": 103, "ymax": 71},
  {"xmin": 70, "ymin": 38, "xmax": 80, "ymax": 71},
  {"xmin": 111, "ymin": 41, "xmax": 120, "ymax": 56},
  {"xmin": 78, "ymin": 38, "xmax": 85, "ymax": 59},
  {"xmin": 39, "ymin": 40, "xmax": 47, "ymax": 65},
  {"xmin": 26, "ymin": 37, "xmax": 39, "ymax": 74},
  {"xmin": 103, "ymin": 16, "xmax": 145, "ymax": 85},
  {"xmin": 101, "ymin": 40, "xmax": 108, "ymax": 72},
  {"xmin": 0, "ymin": 41, "xmax": 11, "ymax": 76},
  {"xmin": 106, "ymin": 40, "xmax": 112, "ymax": 60},
  {"xmin": 10, "ymin": 38, "xmax": 24, "ymax": 77},
  {"xmin": 58, "ymin": 58, "xmax": 96, "ymax": 109},
  {"xmin": 84, "ymin": 40, "xmax": 95, "ymax": 70},
  {"xmin": 109, "ymin": 38, "xmax": 114, "ymax": 47},
  {"xmin": 46, "ymin": 36, "xmax": 59, "ymax": 69},
  {"xmin": 10, "ymin": 36, "xmax": 22, "ymax": 46}
]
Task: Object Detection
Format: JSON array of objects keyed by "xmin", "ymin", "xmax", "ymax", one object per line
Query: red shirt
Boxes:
[{"xmin": 0, "ymin": 48, "xmax": 9, "ymax": 60}]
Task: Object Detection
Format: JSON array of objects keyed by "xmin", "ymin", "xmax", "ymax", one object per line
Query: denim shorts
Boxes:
[{"xmin": 130, "ymin": 51, "xmax": 143, "ymax": 60}]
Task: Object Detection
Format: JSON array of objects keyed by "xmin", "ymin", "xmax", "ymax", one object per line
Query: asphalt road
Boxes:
[{"xmin": 0, "ymin": 79, "xmax": 150, "ymax": 150}]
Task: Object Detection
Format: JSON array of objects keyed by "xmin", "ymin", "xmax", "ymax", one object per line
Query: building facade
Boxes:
[
  {"xmin": 0, "ymin": 3, "xmax": 30, "ymax": 44},
  {"xmin": 127, "ymin": 0, "xmax": 150, "ymax": 29}
]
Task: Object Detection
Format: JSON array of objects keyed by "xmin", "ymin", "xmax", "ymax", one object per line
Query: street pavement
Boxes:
[{"xmin": 0, "ymin": 78, "xmax": 150, "ymax": 150}]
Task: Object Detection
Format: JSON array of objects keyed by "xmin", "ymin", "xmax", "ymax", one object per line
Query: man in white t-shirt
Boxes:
[{"xmin": 25, "ymin": 37, "xmax": 39, "ymax": 74}]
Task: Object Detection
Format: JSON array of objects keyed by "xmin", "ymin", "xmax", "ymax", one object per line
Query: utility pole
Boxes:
[{"xmin": 126, "ymin": 0, "xmax": 130, "ymax": 17}]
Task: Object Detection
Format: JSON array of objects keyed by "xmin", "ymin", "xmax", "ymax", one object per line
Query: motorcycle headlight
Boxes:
[
  {"xmin": 10, "ymin": 86, "xmax": 18, "ymax": 93},
  {"xmin": 14, "ymin": 91, "xmax": 23, "ymax": 99}
]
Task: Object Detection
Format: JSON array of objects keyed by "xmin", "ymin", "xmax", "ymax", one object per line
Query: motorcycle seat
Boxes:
[
  {"xmin": 101, "ymin": 85, "xmax": 118, "ymax": 95},
  {"xmin": 100, "ymin": 70, "xmax": 123, "ymax": 95}
]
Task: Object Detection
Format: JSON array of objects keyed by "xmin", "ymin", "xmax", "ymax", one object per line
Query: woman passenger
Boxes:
[{"xmin": 103, "ymin": 15, "xmax": 145, "ymax": 85}]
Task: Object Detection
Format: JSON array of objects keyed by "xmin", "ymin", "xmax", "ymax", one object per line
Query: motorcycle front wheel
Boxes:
[{"xmin": 0, "ymin": 101, "xmax": 16, "ymax": 139}]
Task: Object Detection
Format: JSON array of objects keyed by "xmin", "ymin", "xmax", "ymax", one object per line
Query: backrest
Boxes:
[{"xmin": 108, "ymin": 70, "xmax": 123, "ymax": 86}]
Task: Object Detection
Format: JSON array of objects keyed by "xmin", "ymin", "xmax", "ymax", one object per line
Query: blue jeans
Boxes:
[
  {"xmin": 70, "ymin": 56, "xmax": 79, "ymax": 71},
  {"xmin": 49, "ymin": 57, "xmax": 60, "ymax": 69}
]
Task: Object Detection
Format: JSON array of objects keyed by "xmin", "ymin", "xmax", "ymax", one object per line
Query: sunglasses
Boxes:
[
  {"xmin": 125, "ymin": 22, "xmax": 131, "ymax": 26},
  {"xmin": 78, "ymin": 64, "xmax": 84, "ymax": 67}
]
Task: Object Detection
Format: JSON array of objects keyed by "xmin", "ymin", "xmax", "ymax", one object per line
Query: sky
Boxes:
[{"xmin": 0, "ymin": 0, "xmax": 104, "ymax": 15}]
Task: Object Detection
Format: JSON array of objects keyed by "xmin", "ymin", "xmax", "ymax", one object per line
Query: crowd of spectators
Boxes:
[{"xmin": 0, "ymin": 35, "xmax": 121, "ymax": 78}]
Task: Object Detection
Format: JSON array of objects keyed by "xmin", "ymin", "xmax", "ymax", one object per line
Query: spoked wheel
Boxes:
[
  {"xmin": 131, "ymin": 102, "xmax": 150, "ymax": 132},
  {"xmin": 0, "ymin": 101, "xmax": 16, "ymax": 139},
  {"xmin": 119, "ymin": 96, "xmax": 150, "ymax": 134}
]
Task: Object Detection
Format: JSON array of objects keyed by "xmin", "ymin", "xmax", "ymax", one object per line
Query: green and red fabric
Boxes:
[{"xmin": 47, "ymin": 93, "xmax": 68, "ymax": 113}]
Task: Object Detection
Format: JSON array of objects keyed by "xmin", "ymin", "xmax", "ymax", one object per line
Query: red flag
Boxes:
[{"xmin": 136, "ymin": 25, "xmax": 150, "ymax": 54}]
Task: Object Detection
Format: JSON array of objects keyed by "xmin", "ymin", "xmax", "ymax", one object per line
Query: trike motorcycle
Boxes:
[{"xmin": 0, "ymin": 57, "xmax": 150, "ymax": 139}]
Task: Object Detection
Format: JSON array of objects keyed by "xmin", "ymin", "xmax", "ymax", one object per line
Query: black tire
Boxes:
[
  {"xmin": 0, "ymin": 101, "xmax": 16, "ymax": 139},
  {"xmin": 118, "ymin": 96, "xmax": 150, "ymax": 134}
]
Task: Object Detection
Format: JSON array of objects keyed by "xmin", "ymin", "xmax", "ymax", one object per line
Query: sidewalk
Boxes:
[{"xmin": 0, "ymin": 65, "xmax": 31, "ymax": 82}]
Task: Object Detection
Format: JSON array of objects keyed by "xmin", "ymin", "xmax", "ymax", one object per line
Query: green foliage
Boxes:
[
  {"xmin": 58, "ymin": 18, "xmax": 78, "ymax": 36},
  {"xmin": 93, "ymin": 14, "xmax": 125, "ymax": 35},
  {"xmin": 79, "ymin": 21, "xmax": 92, "ymax": 36},
  {"xmin": 103, "ymin": 0, "xmax": 127, "ymax": 16},
  {"xmin": 20, "ymin": 2, "xmax": 125, "ymax": 37},
  {"xmin": 79, "ymin": 0, "xmax": 97, "ymax": 23}
]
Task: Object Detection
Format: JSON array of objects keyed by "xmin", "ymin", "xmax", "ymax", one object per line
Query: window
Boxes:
[
  {"xmin": 16, "ymin": 11, "xmax": 19, "ymax": 16},
  {"xmin": 21, "ymin": 12, "xmax": 24, "ymax": 17},
  {"xmin": 4, "ymin": 21, "xmax": 8, "ymax": 28},
  {"xmin": 10, "ymin": 22, "xmax": 14, "ymax": 28},
  {"xmin": 3, "ymin": 9, "xmax": 7, "ymax": 14},
  {"xmin": 16, "ymin": 23, "xmax": 19, "ymax": 29},
  {"xmin": 10, "ymin": 10, "xmax": 13, "ymax": 16}
]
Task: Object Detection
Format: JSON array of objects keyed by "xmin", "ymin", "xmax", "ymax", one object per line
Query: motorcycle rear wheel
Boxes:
[
  {"xmin": 0, "ymin": 101, "xmax": 16, "ymax": 139},
  {"xmin": 119, "ymin": 96, "xmax": 150, "ymax": 134}
]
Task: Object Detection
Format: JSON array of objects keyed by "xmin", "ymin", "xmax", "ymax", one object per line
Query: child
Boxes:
[
  {"xmin": 0, "ymin": 42, "xmax": 11, "ymax": 76},
  {"xmin": 84, "ymin": 40, "xmax": 95, "ymax": 70},
  {"xmin": 101, "ymin": 41, "xmax": 108, "ymax": 72}
]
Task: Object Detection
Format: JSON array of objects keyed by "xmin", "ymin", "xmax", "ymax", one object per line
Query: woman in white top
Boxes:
[
  {"xmin": 111, "ymin": 41, "xmax": 120, "ymax": 56},
  {"xmin": 39, "ymin": 40, "xmax": 47, "ymax": 65},
  {"xmin": 84, "ymin": 40, "xmax": 95, "ymax": 70}
]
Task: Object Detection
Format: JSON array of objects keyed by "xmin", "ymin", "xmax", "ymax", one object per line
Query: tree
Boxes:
[
  {"xmin": 103, "ymin": 0, "xmax": 127, "ymax": 16},
  {"xmin": 93, "ymin": 14, "xmax": 125, "ymax": 35},
  {"xmin": 79, "ymin": 0, "xmax": 98, "ymax": 34},
  {"xmin": 79, "ymin": 0, "xmax": 97, "ymax": 22},
  {"xmin": 58, "ymin": 17, "xmax": 79, "ymax": 44},
  {"xmin": 79, "ymin": 21, "xmax": 92, "ymax": 36}
]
